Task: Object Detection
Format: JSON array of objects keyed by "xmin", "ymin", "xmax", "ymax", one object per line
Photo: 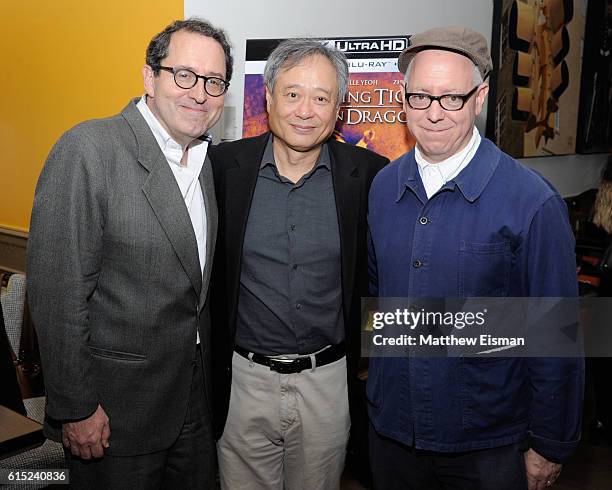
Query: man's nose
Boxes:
[
  {"xmin": 426, "ymin": 99, "xmax": 446, "ymax": 122},
  {"xmin": 189, "ymin": 78, "xmax": 208, "ymax": 104},
  {"xmin": 295, "ymin": 98, "xmax": 314, "ymax": 118}
]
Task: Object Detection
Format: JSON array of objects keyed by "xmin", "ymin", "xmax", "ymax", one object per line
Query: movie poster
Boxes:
[
  {"xmin": 487, "ymin": 0, "xmax": 586, "ymax": 157},
  {"xmin": 243, "ymin": 36, "xmax": 414, "ymax": 161}
]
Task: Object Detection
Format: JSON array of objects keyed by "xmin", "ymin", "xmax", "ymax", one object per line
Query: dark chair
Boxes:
[
  {"xmin": 0, "ymin": 273, "xmax": 65, "ymax": 489},
  {"xmin": 0, "ymin": 297, "xmax": 25, "ymax": 415}
]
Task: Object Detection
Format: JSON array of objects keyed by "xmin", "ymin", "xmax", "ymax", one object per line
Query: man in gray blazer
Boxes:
[{"xmin": 26, "ymin": 18, "xmax": 232, "ymax": 489}]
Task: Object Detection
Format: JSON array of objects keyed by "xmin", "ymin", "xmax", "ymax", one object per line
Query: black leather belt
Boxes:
[{"xmin": 234, "ymin": 343, "xmax": 345, "ymax": 374}]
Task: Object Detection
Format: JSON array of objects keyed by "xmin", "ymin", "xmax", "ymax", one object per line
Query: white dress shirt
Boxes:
[
  {"xmin": 137, "ymin": 96, "xmax": 208, "ymax": 343},
  {"xmin": 415, "ymin": 126, "xmax": 481, "ymax": 199}
]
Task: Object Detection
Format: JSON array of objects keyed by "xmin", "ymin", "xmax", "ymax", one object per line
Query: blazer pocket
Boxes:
[{"xmin": 89, "ymin": 346, "xmax": 146, "ymax": 362}]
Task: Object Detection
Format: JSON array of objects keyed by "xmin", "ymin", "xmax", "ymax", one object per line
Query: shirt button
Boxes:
[
  {"xmin": 296, "ymin": 303, "xmax": 302, "ymax": 310},
  {"xmin": 412, "ymin": 260, "xmax": 422, "ymax": 268},
  {"xmin": 419, "ymin": 217, "xmax": 429, "ymax": 225}
]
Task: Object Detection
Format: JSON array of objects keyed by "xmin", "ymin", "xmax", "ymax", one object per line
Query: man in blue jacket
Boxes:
[{"xmin": 367, "ymin": 26, "xmax": 583, "ymax": 490}]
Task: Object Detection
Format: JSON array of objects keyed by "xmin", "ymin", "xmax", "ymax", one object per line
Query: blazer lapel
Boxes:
[
  {"xmin": 223, "ymin": 133, "xmax": 270, "ymax": 333},
  {"xmin": 122, "ymin": 100, "xmax": 202, "ymax": 296},
  {"xmin": 329, "ymin": 141, "xmax": 361, "ymax": 318},
  {"xmin": 199, "ymin": 155, "xmax": 217, "ymax": 309}
]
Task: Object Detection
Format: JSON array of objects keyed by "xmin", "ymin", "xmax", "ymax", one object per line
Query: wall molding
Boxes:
[{"xmin": 0, "ymin": 227, "xmax": 28, "ymax": 273}]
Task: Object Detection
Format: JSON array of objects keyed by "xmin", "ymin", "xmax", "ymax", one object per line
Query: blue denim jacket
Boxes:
[{"xmin": 367, "ymin": 138, "xmax": 583, "ymax": 461}]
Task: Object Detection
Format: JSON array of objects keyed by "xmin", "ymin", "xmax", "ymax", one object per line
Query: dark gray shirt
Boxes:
[{"xmin": 235, "ymin": 136, "xmax": 345, "ymax": 355}]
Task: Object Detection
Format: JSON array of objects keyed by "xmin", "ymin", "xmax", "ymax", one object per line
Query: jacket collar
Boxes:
[
  {"xmin": 222, "ymin": 131, "xmax": 361, "ymax": 327},
  {"xmin": 397, "ymin": 137, "xmax": 500, "ymax": 204}
]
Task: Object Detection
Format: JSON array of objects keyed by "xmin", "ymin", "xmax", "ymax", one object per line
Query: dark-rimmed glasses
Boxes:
[
  {"xmin": 158, "ymin": 66, "xmax": 229, "ymax": 97},
  {"xmin": 404, "ymin": 83, "xmax": 481, "ymax": 111}
]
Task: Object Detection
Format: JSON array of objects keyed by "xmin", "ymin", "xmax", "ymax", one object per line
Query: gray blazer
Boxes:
[{"xmin": 26, "ymin": 98, "xmax": 217, "ymax": 456}]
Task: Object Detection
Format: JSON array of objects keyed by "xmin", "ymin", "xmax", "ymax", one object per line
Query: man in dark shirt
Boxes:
[{"xmin": 210, "ymin": 38, "xmax": 388, "ymax": 489}]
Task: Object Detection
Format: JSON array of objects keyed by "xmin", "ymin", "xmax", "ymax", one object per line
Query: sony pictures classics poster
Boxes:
[{"xmin": 243, "ymin": 36, "xmax": 414, "ymax": 161}]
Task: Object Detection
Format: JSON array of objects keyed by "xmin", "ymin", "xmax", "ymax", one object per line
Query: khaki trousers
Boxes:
[{"xmin": 218, "ymin": 351, "xmax": 350, "ymax": 490}]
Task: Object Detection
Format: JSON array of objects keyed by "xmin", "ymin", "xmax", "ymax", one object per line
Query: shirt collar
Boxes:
[
  {"xmin": 414, "ymin": 126, "xmax": 480, "ymax": 180},
  {"xmin": 397, "ymin": 135, "xmax": 500, "ymax": 203},
  {"xmin": 260, "ymin": 135, "xmax": 331, "ymax": 172},
  {"xmin": 136, "ymin": 95, "xmax": 209, "ymax": 166}
]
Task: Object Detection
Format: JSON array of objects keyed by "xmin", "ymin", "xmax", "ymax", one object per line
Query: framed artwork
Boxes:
[{"xmin": 487, "ymin": 0, "xmax": 587, "ymax": 157}]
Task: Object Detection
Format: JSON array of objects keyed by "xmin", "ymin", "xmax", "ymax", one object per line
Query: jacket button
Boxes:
[
  {"xmin": 412, "ymin": 260, "xmax": 422, "ymax": 268},
  {"xmin": 419, "ymin": 217, "xmax": 428, "ymax": 225}
]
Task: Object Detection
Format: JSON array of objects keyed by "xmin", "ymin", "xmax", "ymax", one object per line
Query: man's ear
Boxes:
[
  {"xmin": 265, "ymin": 86, "xmax": 275, "ymax": 114},
  {"xmin": 143, "ymin": 65, "xmax": 155, "ymax": 98},
  {"xmin": 400, "ymin": 80, "xmax": 409, "ymax": 114},
  {"xmin": 474, "ymin": 82, "xmax": 489, "ymax": 116}
]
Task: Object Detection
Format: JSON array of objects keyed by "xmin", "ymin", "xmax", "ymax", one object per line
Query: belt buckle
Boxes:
[{"xmin": 268, "ymin": 357, "xmax": 299, "ymax": 374}]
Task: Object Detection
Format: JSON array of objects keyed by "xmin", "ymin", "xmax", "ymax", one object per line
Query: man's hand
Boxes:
[
  {"xmin": 62, "ymin": 404, "xmax": 110, "ymax": 459},
  {"xmin": 524, "ymin": 448, "xmax": 562, "ymax": 490}
]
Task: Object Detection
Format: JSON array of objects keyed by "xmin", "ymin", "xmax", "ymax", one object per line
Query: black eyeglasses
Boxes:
[
  {"xmin": 405, "ymin": 83, "xmax": 481, "ymax": 111},
  {"xmin": 158, "ymin": 66, "xmax": 229, "ymax": 97}
]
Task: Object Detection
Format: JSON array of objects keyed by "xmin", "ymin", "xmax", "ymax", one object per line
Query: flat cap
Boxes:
[{"xmin": 398, "ymin": 26, "xmax": 493, "ymax": 78}]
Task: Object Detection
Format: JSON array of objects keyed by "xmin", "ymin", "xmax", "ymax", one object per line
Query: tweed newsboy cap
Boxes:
[{"xmin": 398, "ymin": 26, "xmax": 493, "ymax": 78}]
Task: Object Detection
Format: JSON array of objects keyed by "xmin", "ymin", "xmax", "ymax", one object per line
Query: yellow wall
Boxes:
[{"xmin": 0, "ymin": 1, "xmax": 183, "ymax": 232}]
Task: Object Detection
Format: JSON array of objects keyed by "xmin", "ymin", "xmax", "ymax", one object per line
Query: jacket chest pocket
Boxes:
[{"xmin": 458, "ymin": 241, "xmax": 511, "ymax": 296}]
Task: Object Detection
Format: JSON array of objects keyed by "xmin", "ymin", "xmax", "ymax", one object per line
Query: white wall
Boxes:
[
  {"xmin": 186, "ymin": 0, "xmax": 493, "ymax": 138},
  {"xmin": 518, "ymin": 153, "xmax": 606, "ymax": 197},
  {"xmin": 186, "ymin": 0, "xmax": 608, "ymax": 196}
]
